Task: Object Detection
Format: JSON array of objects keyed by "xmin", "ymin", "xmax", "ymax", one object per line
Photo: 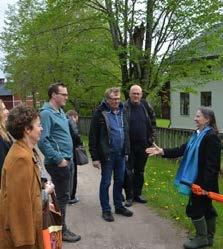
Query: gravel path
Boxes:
[{"xmin": 63, "ymin": 162, "xmax": 186, "ymax": 249}]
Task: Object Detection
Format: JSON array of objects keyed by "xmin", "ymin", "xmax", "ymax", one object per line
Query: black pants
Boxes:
[
  {"xmin": 70, "ymin": 159, "xmax": 77, "ymax": 199},
  {"xmin": 186, "ymin": 193, "xmax": 218, "ymax": 220},
  {"xmin": 123, "ymin": 143, "xmax": 148, "ymax": 199},
  {"xmin": 45, "ymin": 161, "xmax": 72, "ymax": 231}
]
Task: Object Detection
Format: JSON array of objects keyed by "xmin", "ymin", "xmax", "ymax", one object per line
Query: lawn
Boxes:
[
  {"xmin": 144, "ymin": 157, "xmax": 223, "ymax": 249},
  {"xmin": 156, "ymin": 119, "xmax": 170, "ymax": 128}
]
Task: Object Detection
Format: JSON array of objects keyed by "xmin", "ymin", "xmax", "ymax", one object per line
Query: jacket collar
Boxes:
[{"xmin": 16, "ymin": 140, "xmax": 42, "ymax": 189}]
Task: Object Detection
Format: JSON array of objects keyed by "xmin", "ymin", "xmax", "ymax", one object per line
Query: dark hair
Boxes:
[
  {"xmin": 7, "ymin": 105, "xmax": 39, "ymax": 139},
  {"xmin": 198, "ymin": 106, "xmax": 218, "ymax": 133},
  {"xmin": 66, "ymin": 109, "xmax": 78, "ymax": 118},
  {"xmin": 48, "ymin": 82, "xmax": 66, "ymax": 99}
]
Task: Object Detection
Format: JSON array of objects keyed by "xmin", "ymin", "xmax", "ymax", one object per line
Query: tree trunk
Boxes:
[{"xmin": 32, "ymin": 90, "xmax": 37, "ymax": 109}]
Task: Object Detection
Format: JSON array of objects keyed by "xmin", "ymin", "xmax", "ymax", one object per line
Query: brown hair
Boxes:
[
  {"xmin": 48, "ymin": 82, "xmax": 66, "ymax": 99},
  {"xmin": 198, "ymin": 106, "xmax": 218, "ymax": 133},
  {"xmin": 7, "ymin": 105, "xmax": 39, "ymax": 140},
  {"xmin": 66, "ymin": 109, "xmax": 78, "ymax": 118}
]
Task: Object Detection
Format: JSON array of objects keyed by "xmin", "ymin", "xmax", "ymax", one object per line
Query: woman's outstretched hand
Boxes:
[{"xmin": 145, "ymin": 143, "xmax": 164, "ymax": 156}]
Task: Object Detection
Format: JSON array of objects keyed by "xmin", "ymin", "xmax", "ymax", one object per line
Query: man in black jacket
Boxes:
[
  {"xmin": 89, "ymin": 87, "xmax": 133, "ymax": 222},
  {"xmin": 123, "ymin": 84, "xmax": 156, "ymax": 207}
]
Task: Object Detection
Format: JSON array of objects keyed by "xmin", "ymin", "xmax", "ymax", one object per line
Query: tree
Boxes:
[
  {"xmin": 1, "ymin": 0, "xmax": 222, "ymax": 108},
  {"xmin": 1, "ymin": 0, "xmax": 120, "ymax": 111},
  {"xmin": 86, "ymin": 0, "xmax": 223, "ymax": 97}
]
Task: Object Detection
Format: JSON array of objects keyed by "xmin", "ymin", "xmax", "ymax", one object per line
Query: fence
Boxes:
[{"xmin": 79, "ymin": 116, "xmax": 92, "ymax": 136}]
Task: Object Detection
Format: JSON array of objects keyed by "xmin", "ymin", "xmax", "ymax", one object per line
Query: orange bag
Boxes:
[
  {"xmin": 42, "ymin": 192, "xmax": 62, "ymax": 249},
  {"xmin": 191, "ymin": 184, "xmax": 223, "ymax": 203}
]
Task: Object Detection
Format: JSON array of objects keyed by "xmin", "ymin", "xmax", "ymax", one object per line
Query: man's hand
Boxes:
[
  {"xmin": 92, "ymin": 160, "xmax": 101, "ymax": 169},
  {"xmin": 58, "ymin": 159, "xmax": 69, "ymax": 167}
]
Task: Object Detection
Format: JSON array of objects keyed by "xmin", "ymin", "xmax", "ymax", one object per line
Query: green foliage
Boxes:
[
  {"xmin": 87, "ymin": 0, "xmax": 223, "ymax": 96},
  {"xmin": 144, "ymin": 157, "xmax": 223, "ymax": 249},
  {"xmin": 1, "ymin": 0, "xmax": 223, "ymax": 105},
  {"xmin": 1, "ymin": 0, "xmax": 120, "ymax": 108}
]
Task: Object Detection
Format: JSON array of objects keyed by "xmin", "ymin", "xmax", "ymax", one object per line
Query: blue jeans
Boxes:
[{"xmin": 100, "ymin": 153, "xmax": 125, "ymax": 212}]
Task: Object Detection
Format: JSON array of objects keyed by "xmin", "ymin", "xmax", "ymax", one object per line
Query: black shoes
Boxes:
[
  {"xmin": 62, "ymin": 229, "xmax": 81, "ymax": 243},
  {"xmin": 133, "ymin": 196, "xmax": 147, "ymax": 203},
  {"xmin": 102, "ymin": 211, "xmax": 115, "ymax": 222},
  {"xmin": 102, "ymin": 208, "xmax": 133, "ymax": 221},
  {"xmin": 115, "ymin": 206, "xmax": 133, "ymax": 217},
  {"xmin": 68, "ymin": 197, "xmax": 79, "ymax": 205},
  {"xmin": 125, "ymin": 199, "xmax": 133, "ymax": 207}
]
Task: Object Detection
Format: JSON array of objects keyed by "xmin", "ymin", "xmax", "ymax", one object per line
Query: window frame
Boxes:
[
  {"xmin": 180, "ymin": 92, "xmax": 190, "ymax": 116},
  {"xmin": 200, "ymin": 91, "xmax": 212, "ymax": 107}
]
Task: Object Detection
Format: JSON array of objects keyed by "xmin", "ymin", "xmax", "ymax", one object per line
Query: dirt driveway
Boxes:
[{"xmin": 63, "ymin": 163, "xmax": 186, "ymax": 249}]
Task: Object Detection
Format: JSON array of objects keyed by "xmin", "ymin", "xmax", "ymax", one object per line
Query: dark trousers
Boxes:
[
  {"xmin": 45, "ymin": 160, "xmax": 72, "ymax": 231},
  {"xmin": 124, "ymin": 143, "xmax": 148, "ymax": 199},
  {"xmin": 186, "ymin": 193, "xmax": 218, "ymax": 220},
  {"xmin": 100, "ymin": 153, "xmax": 125, "ymax": 212},
  {"xmin": 70, "ymin": 159, "xmax": 77, "ymax": 199}
]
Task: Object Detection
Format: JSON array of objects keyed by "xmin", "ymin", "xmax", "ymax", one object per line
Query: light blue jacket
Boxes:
[{"xmin": 38, "ymin": 102, "xmax": 73, "ymax": 165}]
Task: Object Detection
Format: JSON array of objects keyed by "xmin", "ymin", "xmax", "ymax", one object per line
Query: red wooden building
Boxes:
[{"xmin": 0, "ymin": 78, "xmax": 41, "ymax": 109}]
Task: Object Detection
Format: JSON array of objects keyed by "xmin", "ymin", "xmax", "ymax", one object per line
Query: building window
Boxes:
[
  {"xmin": 201, "ymin": 91, "xmax": 211, "ymax": 107},
  {"xmin": 180, "ymin": 92, "xmax": 190, "ymax": 115}
]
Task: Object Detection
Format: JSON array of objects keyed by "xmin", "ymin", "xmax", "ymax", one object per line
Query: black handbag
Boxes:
[{"xmin": 75, "ymin": 145, "xmax": 89, "ymax": 165}]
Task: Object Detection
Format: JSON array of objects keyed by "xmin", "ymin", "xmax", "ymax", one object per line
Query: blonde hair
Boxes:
[{"xmin": 0, "ymin": 99, "xmax": 10, "ymax": 142}]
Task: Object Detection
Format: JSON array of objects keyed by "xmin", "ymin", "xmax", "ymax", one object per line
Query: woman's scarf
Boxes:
[{"xmin": 174, "ymin": 126, "xmax": 211, "ymax": 195}]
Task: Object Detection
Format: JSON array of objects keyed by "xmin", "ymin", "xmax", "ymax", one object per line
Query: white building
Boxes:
[{"xmin": 170, "ymin": 80, "xmax": 223, "ymax": 132}]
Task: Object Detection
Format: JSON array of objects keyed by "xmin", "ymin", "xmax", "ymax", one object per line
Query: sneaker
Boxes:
[
  {"xmin": 62, "ymin": 229, "xmax": 81, "ymax": 243},
  {"xmin": 133, "ymin": 196, "xmax": 147, "ymax": 203},
  {"xmin": 115, "ymin": 206, "xmax": 133, "ymax": 217},
  {"xmin": 102, "ymin": 211, "xmax": 115, "ymax": 222},
  {"xmin": 68, "ymin": 197, "xmax": 79, "ymax": 205},
  {"xmin": 125, "ymin": 199, "xmax": 133, "ymax": 207}
]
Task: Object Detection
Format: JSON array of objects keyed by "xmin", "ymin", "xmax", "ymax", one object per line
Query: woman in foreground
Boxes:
[{"xmin": 0, "ymin": 105, "xmax": 48, "ymax": 249}]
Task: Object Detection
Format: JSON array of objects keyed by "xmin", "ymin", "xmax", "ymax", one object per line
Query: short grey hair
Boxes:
[{"xmin": 104, "ymin": 87, "xmax": 121, "ymax": 100}]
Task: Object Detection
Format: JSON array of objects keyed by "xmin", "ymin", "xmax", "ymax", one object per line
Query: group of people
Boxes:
[
  {"xmin": 89, "ymin": 85, "xmax": 156, "ymax": 221},
  {"xmin": 0, "ymin": 83, "xmax": 82, "ymax": 248},
  {"xmin": 88, "ymin": 86, "xmax": 222, "ymax": 249},
  {"xmin": 0, "ymin": 81, "xmax": 221, "ymax": 249}
]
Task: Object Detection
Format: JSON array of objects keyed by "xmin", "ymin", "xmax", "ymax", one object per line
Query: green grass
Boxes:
[
  {"xmin": 143, "ymin": 157, "xmax": 223, "ymax": 249},
  {"xmin": 156, "ymin": 119, "xmax": 170, "ymax": 128}
]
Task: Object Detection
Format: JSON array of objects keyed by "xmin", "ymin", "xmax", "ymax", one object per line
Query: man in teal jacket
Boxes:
[{"xmin": 38, "ymin": 82, "xmax": 81, "ymax": 243}]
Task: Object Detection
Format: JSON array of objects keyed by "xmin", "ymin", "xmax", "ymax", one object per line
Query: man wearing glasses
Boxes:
[
  {"xmin": 123, "ymin": 84, "xmax": 156, "ymax": 207},
  {"xmin": 38, "ymin": 82, "xmax": 81, "ymax": 243},
  {"xmin": 89, "ymin": 87, "xmax": 133, "ymax": 222}
]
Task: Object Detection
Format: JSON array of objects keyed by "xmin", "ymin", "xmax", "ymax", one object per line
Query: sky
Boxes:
[{"xmin": 0, "ymin": 0, "xmax": 17, "ymax": 78}]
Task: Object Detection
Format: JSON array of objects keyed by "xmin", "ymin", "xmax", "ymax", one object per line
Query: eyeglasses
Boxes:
[
  {"xmin": 57, "ymin": 92, "xmax": 68, "ymax": 97},
  {"xmin": 108, "ymin": 97, "xmax": 120, "ymax": 101}
]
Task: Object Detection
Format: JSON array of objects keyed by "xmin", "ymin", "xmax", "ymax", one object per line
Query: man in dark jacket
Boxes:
[
  {"xmin": 89, "ymin": 87, "xmax": 133, "ymax": 222},
  {"xmin": 123, "ymin": 84, "xmax": 156, "ymax": 207}
]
